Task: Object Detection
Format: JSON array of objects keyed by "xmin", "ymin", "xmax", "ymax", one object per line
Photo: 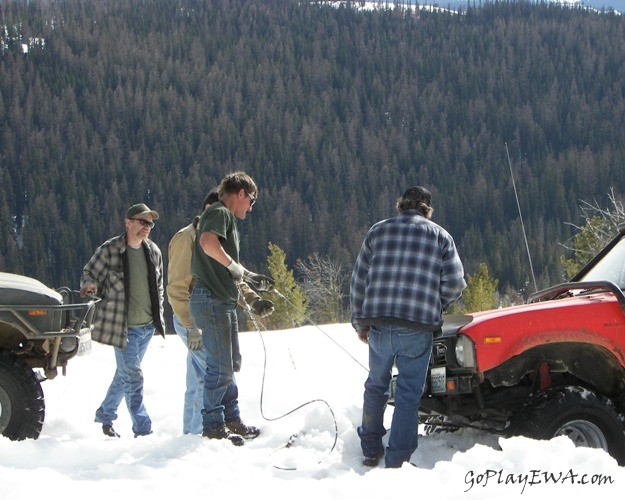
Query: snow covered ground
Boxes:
[{"xmin": 1, "ymin": 324, "xmax": 623, "ymax": 499}]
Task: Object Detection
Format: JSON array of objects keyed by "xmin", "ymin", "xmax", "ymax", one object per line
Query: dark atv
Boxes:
[
  {"xmin": 392, "ymin": 227, "xmax": 625, "ymax": 465},
  {"xmin": 0, "ymin": 272, "xmax": 99, "ymax": 440}
]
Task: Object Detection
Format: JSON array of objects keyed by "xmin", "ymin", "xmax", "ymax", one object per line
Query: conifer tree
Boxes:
[
  {"xmin": 263, "ymin": 242, "xmax": 308, "ymax": 330},
  {"xmin": 454, "ymin": 263, "xmax": 499, "ymax": 313},
  {"xmin": 560, "ymin": 215, "xmax": 609, "ymax": 279}
]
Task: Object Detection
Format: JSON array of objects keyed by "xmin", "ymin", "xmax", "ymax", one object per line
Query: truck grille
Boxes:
[{"xmin": 430, "ymin": 340, "xmax": 448, "ymax": 366}]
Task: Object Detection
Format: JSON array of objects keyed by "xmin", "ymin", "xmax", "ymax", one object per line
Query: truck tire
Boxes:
[
  {"xmin": 507, "ymin": 386, "xmax": 625, "ymax": 465},
  {"xmin": 0, "ymin": 350, "xmax": 45, "ymax": 440}
]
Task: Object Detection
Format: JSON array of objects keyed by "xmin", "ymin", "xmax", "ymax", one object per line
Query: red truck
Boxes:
[{"xmin": 411, "ymin": 227, "xmax": 625, "ymax": 464}]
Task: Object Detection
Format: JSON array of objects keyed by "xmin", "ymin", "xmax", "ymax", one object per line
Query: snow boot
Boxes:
[
  {"xmin": 226, "ymin": 418, "xmax": 261, "ymax": 439},
  {"xmin": 202, "ymin": 425, "xmax": 245, "ymax": 446}
]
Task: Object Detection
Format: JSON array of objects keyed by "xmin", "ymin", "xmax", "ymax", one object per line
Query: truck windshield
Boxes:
[{"xmin": 578, "ymin": 238, "xmax": 625, "ymax": 289}]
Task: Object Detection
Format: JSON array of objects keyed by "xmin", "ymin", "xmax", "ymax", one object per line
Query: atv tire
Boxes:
[
  {"xmin": 507, "ymin": 385, "xmax": 625, "ymax": 465},
  {"xmin": 0, "ymin": 350, "xmax": 45, "ymax": 440}
]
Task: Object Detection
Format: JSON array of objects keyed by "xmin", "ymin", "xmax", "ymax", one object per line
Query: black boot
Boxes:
[
  {"xmin": 102, "ymin": 425, "xmax": 120, "ymax": 438},
  {"xmin": 362, "ymin": 449, "xmax": 384, "ymax": 467},
  {"xmin": 202, "ymin": 425, "xmax": 245, "ymax": 446},
  {"xmin": 226, "ymin": 418, "xmax": 261, "ymax": 439}
]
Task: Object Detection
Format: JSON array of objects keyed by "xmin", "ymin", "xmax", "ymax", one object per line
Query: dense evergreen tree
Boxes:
[
  {"xmin": 452, "ymin": 262, "xmax": 500, "ymax": 313},
  {"xmin": 1, "ymin": 0, "xmax": 624, "ymax": 300},
  {"xmin": 265, "ymin": 242, "xmax": 307, "ymax": 329}
]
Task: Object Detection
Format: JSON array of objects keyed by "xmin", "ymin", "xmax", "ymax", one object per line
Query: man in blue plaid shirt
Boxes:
[{"xmin": 350, "ymin": 186, "xmax": 466, "ymax": 468}]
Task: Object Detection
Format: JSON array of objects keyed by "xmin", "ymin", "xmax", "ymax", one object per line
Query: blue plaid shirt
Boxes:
[{"xmin": 350, "ymin": 209, "xmax": 466, "ymax": 331}]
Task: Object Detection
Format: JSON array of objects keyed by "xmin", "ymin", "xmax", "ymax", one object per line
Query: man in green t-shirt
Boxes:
[{"xmin": 190, "ymin": 172, "xmax": 274, "ymax": 445}]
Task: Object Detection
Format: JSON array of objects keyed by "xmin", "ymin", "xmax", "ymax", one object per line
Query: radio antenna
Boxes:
[{"xmin": 506, "ymin": 143, "xmax": 538, "ymax": 292}]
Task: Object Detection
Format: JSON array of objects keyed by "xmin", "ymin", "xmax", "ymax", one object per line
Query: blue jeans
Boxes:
[
  {"xmin": 173, "ymin": 315, "xmax": 206, "ymax": 435},
  {"xmin": 189, "ymin": 284, "xmax": 241, "ymax": 432},
  {"xmin": 358, "ymin": 325, "xmax": 433, "ymax": 468},
  {"xmin": 94, "ymin": 323, "xmax": 154, "ymax": 436}
]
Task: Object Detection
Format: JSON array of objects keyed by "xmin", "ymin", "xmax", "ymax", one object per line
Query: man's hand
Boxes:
[
  {"xmin": 245, "ymin": 272, "xmax": 275, "ymax": 292},
  {"xmin": 251, "ymin": 298, "xmax": 274, "ymax": 317},
  {"xmin": 80, "ymin": 283, "xmax": 97, "ymax": 298},
  {"xmin": 186, "ymin": 324, "xmax": 203, "ymax": 351},
  {"xmin": 357, "ymin": 330, "xmax": 370, "ymax": 344},
  {"xmin": 354, "ymin": 321, "xmax": 371, "ymax": 344},
  {"xmin": 233, "ymin": 356, "xmax": 242, "ymax": 372},
  {"xmin": 352, "ymin": 319, "xmax": 369, "ymax": 344}
]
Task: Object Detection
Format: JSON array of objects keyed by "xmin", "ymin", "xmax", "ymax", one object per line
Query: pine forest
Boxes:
[{"xmin": 2, "ymin": 0, "xmax": 625, "ymax": 308}]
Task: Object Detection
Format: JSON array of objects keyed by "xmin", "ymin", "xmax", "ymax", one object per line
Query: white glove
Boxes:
[{"xmin": 226, "ymin": 259, "xmax": 247, "ymax": 280}]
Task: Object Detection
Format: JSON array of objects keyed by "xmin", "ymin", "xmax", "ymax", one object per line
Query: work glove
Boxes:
[
  {"xmin": 186, "ymin": 324, "xmax": 203, "ymax": 351},
  {"xmin": 226, "ymin": 259, "xmax": 247, "ymax": 280},
  {"xmin": 251, "ymin": 298, "xmax": 275, "ymax": 318},
  {"xmin": 244, "ymin": 272, "xmax": 275, "ymax": 292}
]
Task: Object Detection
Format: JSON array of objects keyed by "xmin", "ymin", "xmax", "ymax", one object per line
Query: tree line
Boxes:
[{"xmin": 1, "ymin": 0, "xmax": 625, "ymax": 318}]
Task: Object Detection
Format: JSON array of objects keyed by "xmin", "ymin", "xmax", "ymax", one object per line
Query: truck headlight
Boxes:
[
  {"xmin": 454, "ymin": 334, "xmax": 476, "ymax": 368},
  {"xmin": 59, "ymin": 336, "xmax": 78, "ymax": 353}
]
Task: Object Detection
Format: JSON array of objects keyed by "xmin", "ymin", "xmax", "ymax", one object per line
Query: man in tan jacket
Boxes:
[{"xmin": 167, "ymin": 190, "xmax": 274, "ymax": 435}]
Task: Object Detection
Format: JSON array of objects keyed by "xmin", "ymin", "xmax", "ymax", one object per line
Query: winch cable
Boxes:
[
  {"xmin": 239, "ymin": 286, "xmax": 338, "ymax": 470},
  {"xmin": 270, "ymin": 288, "xmax": 369, "ymax": 373}
]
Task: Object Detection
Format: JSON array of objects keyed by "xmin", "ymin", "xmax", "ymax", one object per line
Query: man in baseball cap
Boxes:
[
  {"xmin": 350, "ymin": 185, "xmax": 466, "ymax": 468},
  {"xmin": 80, "ymin": 202, "xmax": 165, "ymax": 439}
]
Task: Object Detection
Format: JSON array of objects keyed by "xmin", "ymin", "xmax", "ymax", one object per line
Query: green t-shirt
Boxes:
[
  {"xmin": 126, "ymin": 245, "xmax": 153, "ymax": 327},
  {"xmin": 190, "ymin": 202, "xmax": 240, "ymax": 303}
]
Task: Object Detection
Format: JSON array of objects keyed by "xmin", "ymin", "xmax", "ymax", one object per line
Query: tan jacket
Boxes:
[{"xmin": 167, "ymin": 218, "xmax": 260, "ymax": 327}]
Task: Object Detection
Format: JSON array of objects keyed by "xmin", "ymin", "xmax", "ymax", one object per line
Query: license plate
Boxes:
[
  {"xmin": 430, "ymin": 367, "xmax": 447, "ymax": 393},
  {"xmin": 77, "ymin": 338, "xmax": 91, "ymax": 356},
  {"xmin": 77, "ymin": 329, "xmax": 92, "ymax": 356}
]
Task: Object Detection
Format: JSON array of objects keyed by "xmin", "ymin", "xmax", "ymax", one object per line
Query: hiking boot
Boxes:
[
  {"xmin": 202, "ymin": 425, "xmax": 245, "ymax": 446},
  {"xmin": 226, "ymin": 418, "xmax": 261, "ymax": 439},
  {"xmin": 134, "ymin": 430, "xmax": 153, "ymax": 438},
  {"xmin": 362, "ymin": 450, "xmax": 384, "ymax": 467},
  {"xmin": 102, "ymin": 425, "xmax": 120, "ymax": 438}
]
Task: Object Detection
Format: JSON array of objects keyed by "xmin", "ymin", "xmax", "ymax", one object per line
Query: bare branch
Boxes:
[{"xmin": 296, "ymin": 253, "xmax": 349, "ymax": 324}]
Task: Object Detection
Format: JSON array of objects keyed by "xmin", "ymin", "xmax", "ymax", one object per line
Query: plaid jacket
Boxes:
[
  {"xmin": 350, "ymin": 209, "xmax": 466, "ymax": 332},
  {"xmin": 81, "ymin": 233, "xmax": 165, "ymax": 349}
]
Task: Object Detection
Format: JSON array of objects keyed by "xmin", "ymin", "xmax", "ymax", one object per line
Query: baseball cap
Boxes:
[
  {"xmin": 401, "ymin": 186, "xmax": 432, "ymax": 206},
  {"xmin": 126, "ymin": 203, "xmax": 159, "ymax": 220}
]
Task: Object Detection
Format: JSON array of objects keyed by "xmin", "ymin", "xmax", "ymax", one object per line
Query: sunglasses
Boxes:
[
  {"xmin": 132, "ymin": 218, "xmax": 155, "ymax": 229},
  {"xmin": 246, "ymin": 192, "xmax": 257, "ymax": 206}
]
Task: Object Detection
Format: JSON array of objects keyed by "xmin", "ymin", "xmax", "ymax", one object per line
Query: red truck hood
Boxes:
[{"xmin": 456, "ymin": 292, "xmax": 625, "ymax": 372}]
